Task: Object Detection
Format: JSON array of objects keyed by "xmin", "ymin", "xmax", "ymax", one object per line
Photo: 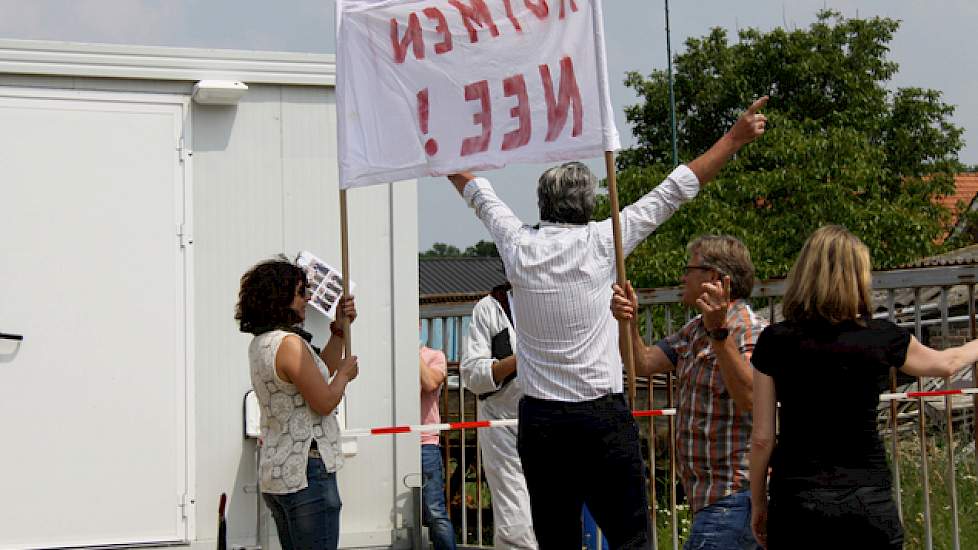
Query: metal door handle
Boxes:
[{"xmin": 0, "ymin": 333, "xmax": 23, "ymax": 341}]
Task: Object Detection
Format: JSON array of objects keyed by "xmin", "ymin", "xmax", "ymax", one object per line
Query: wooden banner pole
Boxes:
[
  {"xmin": 605, "ymin": 150, "xmax": 637, "ymax": 410},
  {"xmin": 339, "ymin": 188, "xmax": 352, "ymax": 357}
]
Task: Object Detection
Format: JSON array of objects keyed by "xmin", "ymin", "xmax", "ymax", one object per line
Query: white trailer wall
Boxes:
[
  {"xmin": 0, "ymin": 86, "xmax": 192, "ymax": 550},
  {"xmin": 0, "ymin": 40, "xmax": 420, "ymax": 550},
  {"xmin": 192, "ymin": 84, "xmax": 422, "ymax": 549}
]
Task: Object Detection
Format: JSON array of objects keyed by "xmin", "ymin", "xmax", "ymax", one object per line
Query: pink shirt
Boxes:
[{"xmin": 420, "ymin": 346, "xmax": 447, "ymax": 446}]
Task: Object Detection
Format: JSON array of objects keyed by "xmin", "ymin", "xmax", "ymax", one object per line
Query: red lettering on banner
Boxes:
[
  {"xmin": 502, "ymin": 0, "xmax": 523, "ymax": 32},
  {"xmin": 390, "ymin": 13, "xmax": 424, "ymax": 63},
  {"xmin": 502, "ymin": 74, "xmax": 531, "ymax": 150},
  {"xmin": 558, "ymin": 0, "xmax": 579, "ymax": 18},
  {"xmin": 461, "ymin": 80, "xmax": 492, "ymax": 156},
  {"xmin": 524, "ymin": 0, "xmax": 548, "ymax": 19},
  {"xmin": 417, "ymin": 88, "xmax": 439, "ymax": 156},
  {"xmin": 417, "ymin": 89, "xmax": 429, "ymax": 134},
  {"xmin": 449, "ymin": 0, "xmax": 500, "ymax": 43},
  {"xmin": 423, "ymin": 7, "xmax": 453, "ymax": 55},
  {"xmin": 540, "ymin": 56, "xmax": 583, "ymax": 141}
]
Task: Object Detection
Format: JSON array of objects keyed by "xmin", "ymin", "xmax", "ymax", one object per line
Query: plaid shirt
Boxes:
[{"xmin": 663, "ymin": 300, "xmax": 764, "ymax": 513}]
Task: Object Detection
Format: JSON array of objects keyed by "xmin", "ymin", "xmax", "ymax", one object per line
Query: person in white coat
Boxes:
[{"xmin": 461, "ymin": 283, "xmax": 538, "ymax": 549}]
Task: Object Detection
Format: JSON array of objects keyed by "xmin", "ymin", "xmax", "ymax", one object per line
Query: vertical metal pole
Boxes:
[
  {"xmin": 471, "ymin": 309, "xmax": 483, "ymax": 545},
  {"xmin": 886, "ymin": 290, "xmax": 902, "ymax": 518},
  {"xmin": 664, "ymin": 306, "xmax": 679, "ymax": 550},
  {"xmin": 668, "ymin": 372, "xmax": 678, "ymax": 550},
  {"xmin": 969, "ymin": 284, "xmax": 978, "ymax": 483},
  {"xmin": 664, "ymin": 0, "xmax": 679, "ymax": 167},
  {"xmin": 645, "ymin": 305, "xmax": 658, "ymax": 550},
  {"xmin": 475, "ymin": 400, "xmax": 483, "ymax": 547},
  {"xmin": 439, "ymin": 318, "xmax": 453, "ymax": 542},
  {"xmin": 915, "ymin": 288, "xmax": 933, "ymax": 550},
  {"xmin": 456, "ymin": 316, "xmax": 467, "ymax": 546},
  {"xmin": 440, "ymin": 317, "xmax": 450, "ymax": 360},
  {"xmin": 940, "ymin": 288, "xmax": 960, "ymax": 550}
]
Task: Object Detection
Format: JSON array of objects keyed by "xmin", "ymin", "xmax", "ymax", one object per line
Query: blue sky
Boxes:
[{"xmin": 2, "ymin": 0, "xmax": 974, "ymax": 250}]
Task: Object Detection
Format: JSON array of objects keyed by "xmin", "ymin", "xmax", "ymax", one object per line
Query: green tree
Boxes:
[
  {"xmin": 420, "ymin": 242, "xmax": 462, "ymax": 258},
  {"xmin": 463, "ymin": 239, "xmax": 499, "ymax": 257},
  {"xmin": 603, "ymin": 11, "xmax": 966, "ymax": 289},
  {"xmin": 420, "ymin": 240, "xmax": 499, "ymax": 258}
]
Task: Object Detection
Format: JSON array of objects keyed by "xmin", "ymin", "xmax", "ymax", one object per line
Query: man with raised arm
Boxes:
[{"xmin": 447, "ymin": 97, "xmax": 767, "ymax": 549}]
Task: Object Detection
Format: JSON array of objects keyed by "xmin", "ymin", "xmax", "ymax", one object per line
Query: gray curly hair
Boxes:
[{"xmin": 537, "ymin": 161, "xmax": 597, "ymax": 224}]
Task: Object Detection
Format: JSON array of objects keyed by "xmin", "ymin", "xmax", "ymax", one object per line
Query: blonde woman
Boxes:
[{"xmin": 750, "ymin": 225, "xmax": 978, "ymax": 549}]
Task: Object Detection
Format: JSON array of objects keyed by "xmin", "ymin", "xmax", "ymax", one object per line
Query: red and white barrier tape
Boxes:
[
  {"xmin": 341, "ymin": 392, "xmax": 978, "ymax": 437},
  {"xmin": 343, "ymin": 408, "xmax": 676, "ymax": 438},
  {"xmin": 880, "ymin": 388, "xmax": 978, "ymax": 402}
]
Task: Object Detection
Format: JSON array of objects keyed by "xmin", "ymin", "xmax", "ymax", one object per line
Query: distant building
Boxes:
[
  {"xmin": 419, "ymin": 256, "xmax": 505, "ymax": 360},
  {"xmin": 935, "ymin": 172, "xmax": 978, "ymax": 242}
]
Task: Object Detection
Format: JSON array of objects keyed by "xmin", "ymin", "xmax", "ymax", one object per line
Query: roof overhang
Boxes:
[{"xmin": 0, "ymin": 38, "xmax": 336, "ymax": 86}]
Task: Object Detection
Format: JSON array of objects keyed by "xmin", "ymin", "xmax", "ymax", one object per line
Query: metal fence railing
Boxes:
[{"xmin": 421, "ymin": 263, "xmax": 978, "ymax": 549}]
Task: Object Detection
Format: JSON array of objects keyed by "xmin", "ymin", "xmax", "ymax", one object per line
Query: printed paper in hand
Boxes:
[{"xmin": 296, "ymin": 251, "xmax": 356, "ymax": 320}]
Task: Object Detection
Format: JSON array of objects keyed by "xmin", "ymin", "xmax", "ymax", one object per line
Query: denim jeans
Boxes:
[
  {"xmin": 262, "ymin": 456, "xmax": 342, "ymax": 550},
  {"xmin": 683, "ymin": 489, "xmax": 760, "ymax": 550},
  {"xmin": 422, "ymin": 444, "xmax": 457, "ymax": 550}
]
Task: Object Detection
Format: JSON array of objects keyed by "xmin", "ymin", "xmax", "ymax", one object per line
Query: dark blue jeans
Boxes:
[
  {"xmin": 422, "ymin": 444, "xmax": 457, "ymax": 550},
  {"xmin": 263, "ymin": 456, "xmax": 342, "ymax": 550},
  {"xmin": 683, "ymin": 489, "xmax": 759, "ymax": 550}
]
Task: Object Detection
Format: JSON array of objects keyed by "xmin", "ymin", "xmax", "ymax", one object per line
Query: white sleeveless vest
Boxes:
[{"xmin": 249, "ymin": 330, "xmax": 344, "ymax": 494}]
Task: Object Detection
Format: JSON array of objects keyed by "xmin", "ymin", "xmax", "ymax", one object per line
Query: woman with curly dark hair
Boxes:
[{"xmin": 236, "ymin": 257, "xmax": 359, "ymax": 550}]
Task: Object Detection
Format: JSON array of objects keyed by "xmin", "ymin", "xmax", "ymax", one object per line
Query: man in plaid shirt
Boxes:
[{"xmin": 612, "ymin": 235, "xmax": 764, "ymax": 549}]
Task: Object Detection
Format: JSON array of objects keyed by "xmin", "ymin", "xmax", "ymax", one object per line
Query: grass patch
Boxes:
[
  {"xmin": 646, "ymin": 429, "xmax": 978, "ymax": 549},
  {"xmin": 893, "ymin": 431, "xmax": 978, "ymax": 549}
]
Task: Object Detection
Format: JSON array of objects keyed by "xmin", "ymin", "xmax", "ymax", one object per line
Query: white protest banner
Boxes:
[{"xmin": 336, "ymin": 0, "xmax": 620, "ymax": 189}]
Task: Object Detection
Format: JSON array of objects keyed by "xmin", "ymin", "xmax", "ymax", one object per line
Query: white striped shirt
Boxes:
[{"xmin": 462, "ymin": 165, "xmax": 700, "ymax": 401}]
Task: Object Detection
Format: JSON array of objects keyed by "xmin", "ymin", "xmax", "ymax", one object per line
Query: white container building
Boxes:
[{"xmin": 0, "ymin": 39, "xmax": 422, "ymax": 550}]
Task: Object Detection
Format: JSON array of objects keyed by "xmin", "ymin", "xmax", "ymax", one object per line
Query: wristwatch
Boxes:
[{"xmin": 707, "ymin": 327, "xmax": 729, "ymax": 341}]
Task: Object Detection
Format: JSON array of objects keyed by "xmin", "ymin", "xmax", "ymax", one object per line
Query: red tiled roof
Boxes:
[
  {"xmin": 932, "ymin": 173, "xmax": 978, "ymax": 244},
  {"xmin": 937, "ymin": 173, "xmax": 978, "ymax": 223}
]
